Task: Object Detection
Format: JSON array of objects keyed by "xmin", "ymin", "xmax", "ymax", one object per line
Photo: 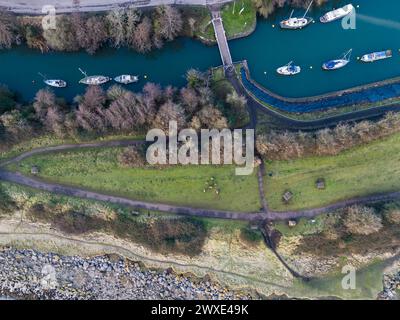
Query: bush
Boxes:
[
  {"xmin": 26, "ymin": 202, "xmax": 207, "ymax": 256},
  {"xmin": 118, "ymin": 145, "xmax": 146, "ymax": 168},
  {"xmin": 240, "ymin": 226, "xmax": 262, "ymax": 245},
  {"xmin": 343, "ymin": 205, "xmax": 383, "ymax": 235},
  {"xmin": 383, "ymin": 202, "xmax": 400, "ymax": 224}
]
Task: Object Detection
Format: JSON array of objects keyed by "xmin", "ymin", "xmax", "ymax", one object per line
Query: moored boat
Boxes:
[
  {"xmin": 78, "ymin": 68, "xmax": 110, "ymax": 85},
  {"xmin": 38, "ymin": 72, "xmax": 67, "ymax": 88},
  {"xmin": 114, "ymin": 75, "xmax": 139, "ymax": 84},
  {"xmin": 79, "ymin": 76, "xmax": 111, "ymax": 85},
  {"xmin": 361, "ymin": 50, "xmax": 392, "ymax": 63},
  {"xmin": 320, "ymin": 4, "xmax": 354, "ymax": 23},
  {"xmin": 44, "ymin": 79, "xmax": 67, "ymax": 88},
  {"xmin": 277, "ymin": 61, "xmax": 301, "ymax": 76},
  {"xmin": 280, "ymin": 1, "xmax": 314, "ymax": 30},
  {"xmin": 322, "ymin": 49, "xmax": 352, "ymax": 70}
]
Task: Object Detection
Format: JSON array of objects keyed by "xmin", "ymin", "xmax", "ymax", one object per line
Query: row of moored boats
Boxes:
[
  {"xmin": 280, "ymin": 1, "xmax": 355, "ymax": 30},
  {"xmin": 40, "ymin": 68, "xmax": 139, "ymax": 88},
  {"xmin": 277, "ymin": 2, "xmax": 391, "ymax": 75},
  {"xmin": 277, "ymin": 48, "xmax": 393, "ymax": 76}
]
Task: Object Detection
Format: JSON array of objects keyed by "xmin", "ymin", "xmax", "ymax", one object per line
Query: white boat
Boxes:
[
  {"xmin": 361, "ymin": 50, "xmax": 392, "ymax": 63},
  {"xmin": 320, "ymin": 4, "xmax": 354, "ymax": 23},
  {"xmin": 38, "ymin": 72, "xmax": 67, "ymax": 88},
  {"xmin": 277, "ymin": 61, "xmax": 301, "ymax": 76},
  {"xmin": 114, "ymin": 75, "xmax": 139, "ymax": 84},
  {"xmin": 78, "ymin": 68, "xmax": 110, "ymax": 85},
  {"xmin": 322, "ymin": 49, "xmax": 352, "ymax": 70},
  {"xmin": 280, "ymin": 1, "xmax": 314, "ymax": 30},
  {"xmin": 44, "ymin": 79, "xmax": 67, "ymax": 88}
]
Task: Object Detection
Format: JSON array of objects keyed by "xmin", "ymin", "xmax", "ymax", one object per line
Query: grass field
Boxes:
[
  {"xmin": 265, "ymin": 133, "xmax": 400, "ymax": 211},
  {"xmin": 12, "ymin": 147, "xmax": 261, "ymax": 212},
  {"xmin": 221, "ymin": 0, "xmax": 257, "ymax": 38}
]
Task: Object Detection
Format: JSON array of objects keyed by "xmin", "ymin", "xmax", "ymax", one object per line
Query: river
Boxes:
[{"xmin": 0, "ymin": 0, "xmax": 399, "ymax": 101}]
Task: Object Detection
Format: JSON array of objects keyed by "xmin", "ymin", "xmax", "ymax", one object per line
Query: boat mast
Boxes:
[
  {"xmin": 289, "ymin": 9, "xmax": 294, "ymax": 19},
  {"xmin": 302, "ymin": 0, "xmax": 314, "ymax": 18},
  {"xmin": 78, "ymin": 68, "xmax": 88, "ymax": 77},
  {"xmin": 343, "ymin": 49, "xmax": 353, "ymax": 61}
]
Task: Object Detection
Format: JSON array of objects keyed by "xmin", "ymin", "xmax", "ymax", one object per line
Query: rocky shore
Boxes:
[
  {"xmin": 379, "ymin": 270, "xmax": 400, "ymax": 300},
  {"xmin": 0, "ymin": 247, "xmax": 255, "ymax": 300}
]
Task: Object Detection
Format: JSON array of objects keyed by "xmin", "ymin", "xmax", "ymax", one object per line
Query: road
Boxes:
[
  {"xmin": 0, "ymin": 0, "xmax": 231, "ymax": 13},
  {"xmin": 2, "ymin": 140, "xmax": 400, "ymax": 221}
]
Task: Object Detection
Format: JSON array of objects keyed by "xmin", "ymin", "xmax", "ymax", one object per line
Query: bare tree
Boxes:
[
  {"xmin": 106, "ymin": 8, "xmax": 127, "ymax": 48},
  {"xmin": 154, "ymin": 5, "xmax": 183, "ymax": 42},
  {"xmin": 130, "ymin": 16, "xmax": 153, "ymax": 53},
  {"xmin": 0, "ymin": 11, "xmax": 16, "ymax": 49},
  {"xmin": 152, "ymin": 100, "xmax": 186, "ymax": 132},
  {"xmin": 76, "ymin": 86, "xmax": 108, "ymax": 133}
]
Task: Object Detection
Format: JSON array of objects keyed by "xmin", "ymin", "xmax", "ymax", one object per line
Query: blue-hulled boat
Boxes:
[{"xmin": 322, "ymin": 49, "xmax": 352, "ymax": 70}]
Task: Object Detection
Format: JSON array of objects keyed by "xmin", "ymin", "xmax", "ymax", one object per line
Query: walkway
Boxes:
[{"xmin": 210, "ymin": 9, "xmax": 233, "ymax": 69}]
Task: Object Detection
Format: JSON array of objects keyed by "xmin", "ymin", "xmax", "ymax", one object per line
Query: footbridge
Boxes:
[{"xmin": 210, "ymin": 9, "xmax": 234, "ymax": 72}]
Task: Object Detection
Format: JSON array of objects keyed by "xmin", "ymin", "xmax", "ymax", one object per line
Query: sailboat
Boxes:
[
  {"xmin": 38, "ymin": 72, "xmax": 67, "ymax": 88},
  {"xmin": 280, "ymin": 0, "xmax": 314, "ymax": 30},
  {"xmin": 322, "ymin": 49, "xmax": 353, "ymax": 70},
  {"xmin": 78, "ymin": 68, "xmax": 111, "ymax": 85},
  {"xmin": 276, "ymin": 61, "xmax": 301, "ymax": 76},
  {"xmin": 114, "ymin": 75, "xmax": 139, "ymax": 84}
]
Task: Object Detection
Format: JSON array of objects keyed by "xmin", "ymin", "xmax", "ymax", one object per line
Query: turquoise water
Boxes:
[
  {"xmin": 231, "ymin": 0, "xmax": 400, "ymax": 98},
  {"xmin": 0, "ymin": 0, "xmax": 399, "ymax": 101}
]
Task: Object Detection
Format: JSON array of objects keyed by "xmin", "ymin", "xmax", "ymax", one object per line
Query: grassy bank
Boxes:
[
  {"xmin": 221, "ymin": 0, "xmax": 257, "ymax": 39},
  {"xmin": 11, "ymin": 147, "xmax": 260, "ymax": 212},
  {"xmin": 265, "ymin": 132, "xmax": 400, "ymax": 211},
  {"xmin": 195, "ymin": 0, "xmax": 257, "ymax": 42}
]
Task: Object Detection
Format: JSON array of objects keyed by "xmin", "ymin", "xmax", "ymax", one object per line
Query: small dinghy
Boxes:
[
  {"xmin": 322, "ymin": 49, "xmax": 352, "ymax": 70},
  {"xmin": 39, "ymin": 73, "xmax": 67, "ymax": 88},
  {"xmin": 280, "ymin": 1, "xmax": 314, "ymax": 30},
  {"xmin": 277, "ymin": 61, "xmax": 301, "ymax": 76},
  {"xmin": 78, "ymin": 68, "xmax": 110, "ymax": 85},
  {"xmin": 114, "ymin": 75, "xmax": 139, "ymax": 84},
  {"xmin": 361, "ymin": 50, "xmax": 392, "ymax": 63}
]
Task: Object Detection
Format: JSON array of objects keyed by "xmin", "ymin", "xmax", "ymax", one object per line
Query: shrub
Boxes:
[
  {"xmin": 118, "ymin": 145, "xmax": 146, "ymax": 168},
  {"xmin": 240, "ymin": 227, "xmax": 262, "ymax": 245},
  {"xmin": 383, "ymin": 202, "xmax": 400, "ymax": 224},
  {"xmin": 343, "ymin": 205, "xmax": 383, "ymax": 235}
]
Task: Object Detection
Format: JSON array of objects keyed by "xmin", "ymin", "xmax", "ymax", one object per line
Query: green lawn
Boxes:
[
  {"xmin": 13, "ymin": 147, "xmax": 260, "ymax": 212},
  {"xmin": 265, "ymin": 133, "xmax": 400, "ymax": 211},
  {"xmin": 221, "ymin": 0, "xmax": 257, "ymax": 38}
]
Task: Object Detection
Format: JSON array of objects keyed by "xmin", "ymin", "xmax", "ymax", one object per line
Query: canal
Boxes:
[{"xmin": 0, "ymin": 0, "xmax": 399, "ymax": 101}]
